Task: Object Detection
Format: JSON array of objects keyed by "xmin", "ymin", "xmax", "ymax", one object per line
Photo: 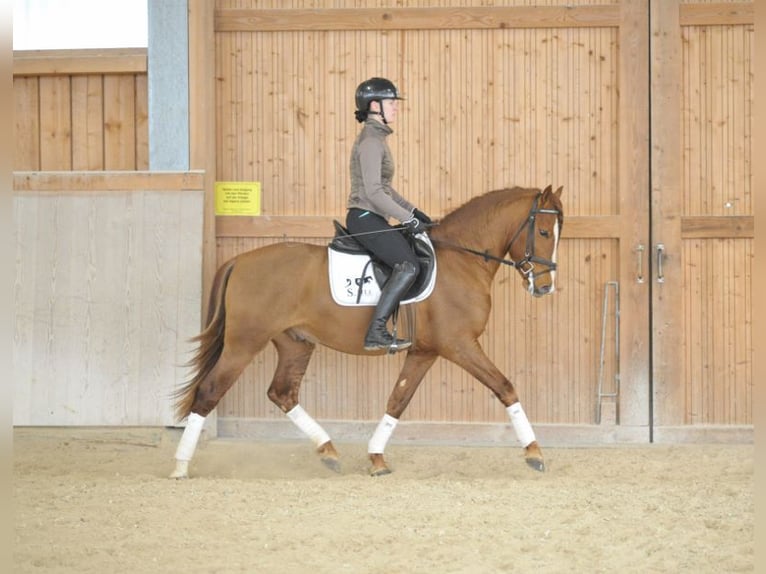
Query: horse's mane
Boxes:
[{"xmin": 433, "ymin": 186, "xmax": 541, "ymax": 243}]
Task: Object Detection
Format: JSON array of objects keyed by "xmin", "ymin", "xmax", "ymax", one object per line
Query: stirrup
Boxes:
[
  {"xmin": 363, "ymin": 335, "xmax": 412, "ymax": 353},
  {"xmin": 364, "ymin": 331, "xmax": 412, "ymax": 355}
]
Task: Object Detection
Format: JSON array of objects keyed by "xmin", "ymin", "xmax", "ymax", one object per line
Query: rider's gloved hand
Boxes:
[
  {"xmin": 402, "ymin": 216, "xmax": 421, "ymax": 235},
  {"xmin": 413, "ymin": 208, "xmax": 433, "ymax": 226}
]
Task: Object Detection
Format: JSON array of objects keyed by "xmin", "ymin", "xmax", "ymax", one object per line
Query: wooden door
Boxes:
[{"xmin": 650, "ymin": 0, "xmax": 753, "ymax": 441}]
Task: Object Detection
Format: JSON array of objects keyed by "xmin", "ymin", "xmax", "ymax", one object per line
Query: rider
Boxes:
[{"xmin": 346, "ymin": 77, "xmax": 433, "ymax": 351}]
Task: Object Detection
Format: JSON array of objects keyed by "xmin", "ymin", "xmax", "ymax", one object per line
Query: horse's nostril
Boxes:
[{"xmin": 536, "ymin": 284, "xmax": 552, "ymax": 296}]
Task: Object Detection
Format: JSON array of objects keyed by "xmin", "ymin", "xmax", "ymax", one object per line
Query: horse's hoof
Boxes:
[
  {"xmin": 525, "ymin": 458, "xmax": 545, "ymax": 472},
  {"xmin": 169, "ymin": 461, "xmax": 189, "ymax": 479},
  {"xmin": 370, "ymin": 466, "xmax": 392, "ymax": 477},
  {"xmin": 317, "ymin": 442, "xmax": 341, "ymax": 473},
  {"xmin": 321, "ymin": 457, "xmax": 342, "ymax": 473}
]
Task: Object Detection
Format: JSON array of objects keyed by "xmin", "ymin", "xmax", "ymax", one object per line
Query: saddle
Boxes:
[{"xmin": 327, "ymin": 220, "xmax": 437, "ymax": 306}]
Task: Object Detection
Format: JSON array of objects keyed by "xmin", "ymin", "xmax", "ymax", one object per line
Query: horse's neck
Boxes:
[{"xmin": 439, "ymin": 194, "xmax": 530, "ymax": 259}]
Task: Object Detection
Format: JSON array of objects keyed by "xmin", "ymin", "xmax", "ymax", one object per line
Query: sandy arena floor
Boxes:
[{"xmin": 13, "ymin": 427, "xmax": 753, "ymax": 573}]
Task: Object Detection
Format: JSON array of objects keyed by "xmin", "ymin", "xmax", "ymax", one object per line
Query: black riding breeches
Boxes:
[{"xmin": 346, "ymin": 208, "xmax": 420, "ymax": 269}]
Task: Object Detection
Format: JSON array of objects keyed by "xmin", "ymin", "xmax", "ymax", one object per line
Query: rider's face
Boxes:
[
  {"xmin": 371, "ymin": 98, "xmax": 399, "ymax": 123},
  {"xmin": 381, "ymin": 99, "xmax": 399, "ymax": 122}
]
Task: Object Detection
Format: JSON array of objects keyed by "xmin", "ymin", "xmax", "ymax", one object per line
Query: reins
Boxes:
[{"xmin": 335, "ymin": 192, "xmax": 560, "ymax": 279}]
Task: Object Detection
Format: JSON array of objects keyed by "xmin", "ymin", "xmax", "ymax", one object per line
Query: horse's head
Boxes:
[{"xmin": 508, "ymin": 185, "xmax": 563, "ymax": 297}]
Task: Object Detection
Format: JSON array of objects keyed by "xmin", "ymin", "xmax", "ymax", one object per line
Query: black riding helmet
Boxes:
[{"xmin": 354, "ymin": 77, "xmax": 404, "ymax": 123}]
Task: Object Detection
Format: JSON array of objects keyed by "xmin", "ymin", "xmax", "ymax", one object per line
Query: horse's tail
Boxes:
[{"xmin": 173, "ymin": 258, "xmax": 237, "ymax": 422}]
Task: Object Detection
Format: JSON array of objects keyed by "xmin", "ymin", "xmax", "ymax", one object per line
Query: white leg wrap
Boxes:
[
  {"xmin": 506, "ymin": 403, "xmax": 536, "ymax": 447},
  {"xmin": 286, "ymin": 405, "xmax": 331, "ymax": 447},
  {"xmin": 175, "ymin": 412, "xmax": 206, "ymax": 461},
  {"xmin": 368, "ymin": 414, "xmax": 398, "ymax": 454}
]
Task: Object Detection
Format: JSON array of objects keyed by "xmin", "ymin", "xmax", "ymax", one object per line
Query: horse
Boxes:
[{"xmin": 170, "ymin": 184, "xmax": 564, "ymax": 478}]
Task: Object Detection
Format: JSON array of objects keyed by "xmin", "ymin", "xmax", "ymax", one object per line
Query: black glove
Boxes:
[
  {"xmin": 401, "ymin": 216, "xmax": 421, "ymax": 235},
  {"xmin": 413, "ymin": 208, "xmax": 433, "ymax": 225}
]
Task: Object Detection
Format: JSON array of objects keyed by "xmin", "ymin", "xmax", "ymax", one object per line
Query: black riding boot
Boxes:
[{"xmin": 364, "ymin": 261, "xmax": 419, "ymax": 351}]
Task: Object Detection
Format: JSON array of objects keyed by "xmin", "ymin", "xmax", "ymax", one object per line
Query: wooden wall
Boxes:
[
  {"xmin": 677, "ymin": 8, "xmax": 753, "ymax": 427},
  {"xmin": 13, "ymin": 49, "xmax": 149, "ymax": 171},
  {"xmin": 11, "ymin": 2, "xmax": 753, "ymax": 440},
  {"xmin": 212, "ymin": 0, "xmax": 627, "ymax": 433},
  {"xmin": 209, "ymin": 0, "xmax": 753, "ymax": 441},
  {"xmin": 13, "ymin": 51, "xmax": 200, "ymax": 427},
  {"xmin": 13, "ymin": 172, "xmax": 204, "ymax": 426}
]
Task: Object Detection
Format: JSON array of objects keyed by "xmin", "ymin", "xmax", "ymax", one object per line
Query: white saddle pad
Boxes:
[{"xmin": 327, "ymin": 233, "xmax": 437, "ymax": 307}]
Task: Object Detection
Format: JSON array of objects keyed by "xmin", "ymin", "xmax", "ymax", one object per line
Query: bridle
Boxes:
[
  {"xmin": 505, "ymin": 192, "xmax": 561, "ymax": 280},
  {"xmin": 433, "ymin": 192, "xmax": 561, "ymax": 281}
]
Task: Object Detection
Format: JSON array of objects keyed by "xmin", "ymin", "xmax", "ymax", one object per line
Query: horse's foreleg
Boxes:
[
  {"xmin": 369, "ymin": 351, "xmax": 438, "ymax": 476},
  {"xmin": 444, "ymin": 340, "xmax": 545, "ymax": 472},
  {"xmin": 267, "ymin": 334, "xmax": 340, "ymax": 472}
]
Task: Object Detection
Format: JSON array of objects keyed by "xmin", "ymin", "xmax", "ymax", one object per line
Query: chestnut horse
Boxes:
[{"xmin": 171, "ymin": 185, "xmax": 563, "ymax": 478}]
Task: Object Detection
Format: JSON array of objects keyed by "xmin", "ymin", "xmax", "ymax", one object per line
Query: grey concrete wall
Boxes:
[{"xmin": 148, "ymin": 0, "xmax": 189, "ymax": 170}]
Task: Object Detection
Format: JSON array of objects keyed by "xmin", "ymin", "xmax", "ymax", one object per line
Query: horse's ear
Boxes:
[
  {"xmin": 554, "ymin": 185, "xmax": 563, "ymax": 198},
  {"xmin": 542, "ymin": 184, "xmax": 553, "ymax": 197}
]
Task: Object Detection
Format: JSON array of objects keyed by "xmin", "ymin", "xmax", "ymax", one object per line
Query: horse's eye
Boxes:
[{"xmin": 539, "ymin": 229, "xmax": 550, "ymax": 238}]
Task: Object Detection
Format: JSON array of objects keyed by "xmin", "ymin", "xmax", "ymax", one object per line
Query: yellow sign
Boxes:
[{"xmin": 215, "ymin": 181, "xmax": 261, "ymax": 216}]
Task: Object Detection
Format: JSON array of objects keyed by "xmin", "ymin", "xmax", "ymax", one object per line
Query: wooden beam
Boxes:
[
  {"xmin": 215, "ymin": 215, "xmax": 620, "ymax": 239},
  {"xmin": 188, "ymin": 0, "xmax": 218, "ymax": 344},
  {"xmin": 651, "ymin": 0, "xmax": 684, "ymax": 427},
  {"xmin": 216, "ymin": 6, "xmax": 621, "ymax": 32},
  {"xmin": 618, "ymin": 0, "xmax": 651, "ymax": 429},
  {"xmin": 681, "ymin": 216, "xmax": 754, "ymax": 238},
  {"xmin": 679, "ymin": 3, "xmax": 754, "ymax": 27},
  {"xmin": 13, "ymin": 49, "xmax": 147, "ymax": 76},
  {"xmin": 13, "ymin": 171, "xmax": 204, "ymax": 192}
]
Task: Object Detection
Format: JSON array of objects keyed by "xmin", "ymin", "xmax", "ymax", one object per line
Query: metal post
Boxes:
[{"xmin": 596, "ymin": 281, "xmax": 620, "ymax": 424}]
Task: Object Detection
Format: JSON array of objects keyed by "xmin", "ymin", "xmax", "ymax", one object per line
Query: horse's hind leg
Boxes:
[
  {"xmin": 171, "ymin": 336, "xmax": 270, "ymax": 478},
  {"xmin": 267, "ymin": 332, "xmax": 340, "ymax": 473}
]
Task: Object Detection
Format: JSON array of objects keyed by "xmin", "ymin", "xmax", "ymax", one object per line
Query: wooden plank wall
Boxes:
[
  {"xmin": 679, "ymin": 6, "xmax": 753, "ymax": 426},
  {"xmin": 13, "ymin": 172, "xmax": 204, "ymax": 426},
  {"xmin": 11, "ymin": 2, "xmax": 752, "ymax": 435},
  {"xmin": 13, "ymin": 49, "xmax": 149, "ymax": 171},
  {"xmin": 212, "ymin": 0, "xmax": 623, "ymax": 428}
]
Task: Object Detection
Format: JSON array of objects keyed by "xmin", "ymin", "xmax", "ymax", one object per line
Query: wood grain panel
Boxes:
[
  {"xmin": 135, "ymin": 73, "xmax": 150, "ymax": 169},
  {"xmin": 651, "ymin": 0, "xmax": 685, "ymax": 427},
  {"xmin": 13, "ymin": 48, "xmax": 147, "ymax": 76},
  {"xmin": 676, "ymin": 9, "xmax": 753, "ymax": 427},
  {"xmin": 681, "ymin": 216, "xmax": 753, "ymax": 238},
  {"xmin": 215, "ymin": 26, "xmax": 619, "ymax": 217},
  {"xmin": 213, "ymin": 6, "xmax": 624, "ymax": 428},
  {"xmin": 214, "ymin": 235, "xmax": 617, "ymax": 426},
  {"xmin": 14, "ymin": 171, "xmax": 205, "ymax": 192},
  {"xmin": 679, "ymin": 3, "xmax": 754, "ymax": 26},
  {"xmin": 216, "ymin": 6, "xmax": 621, "ymax": 32},
  {"xmin": 104, "ymin": 75, "xmax": 137, "ymax": 169},
  {"xmin": 683, "ymin": 238, "xmax": 752, "ymax": 424},
  {"xmin": 13, "ymin": 50, "xmax": 149, "ymax": 172},
  {"xmin": 13, "ymin": 184, "xmax": 204, "ymax": 426},
  {"xmin": 71, "ymin": 75, "xmax": 105, "ymax": 170},
  {"xmin": 214, "ymin": 215, "xmax": 620, "ymax": 239},
  {"xmin": 13, "ymin": 77, "xmax": 40, "ymax": 170},
  {"xmin": 39, "ymin": 76, "xmax": 72, "ymax": 170},
  {"xmin": 681, "ymin": 23, "xmax": 753, "ymax": 217}
]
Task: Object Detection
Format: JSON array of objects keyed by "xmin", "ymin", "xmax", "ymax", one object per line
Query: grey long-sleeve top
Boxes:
[{"xmin": 347, "ymin": 119, "xmax": 414, "ymax": 222}]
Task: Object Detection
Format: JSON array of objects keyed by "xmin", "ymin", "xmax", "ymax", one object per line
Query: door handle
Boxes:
[
  {"xmin": 656, "ymin": 243, "xmax": 666, "ymax": 283},
  {"xmin": 635, "ymin": 244, "xmax": 645, "ymax": 284}
]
